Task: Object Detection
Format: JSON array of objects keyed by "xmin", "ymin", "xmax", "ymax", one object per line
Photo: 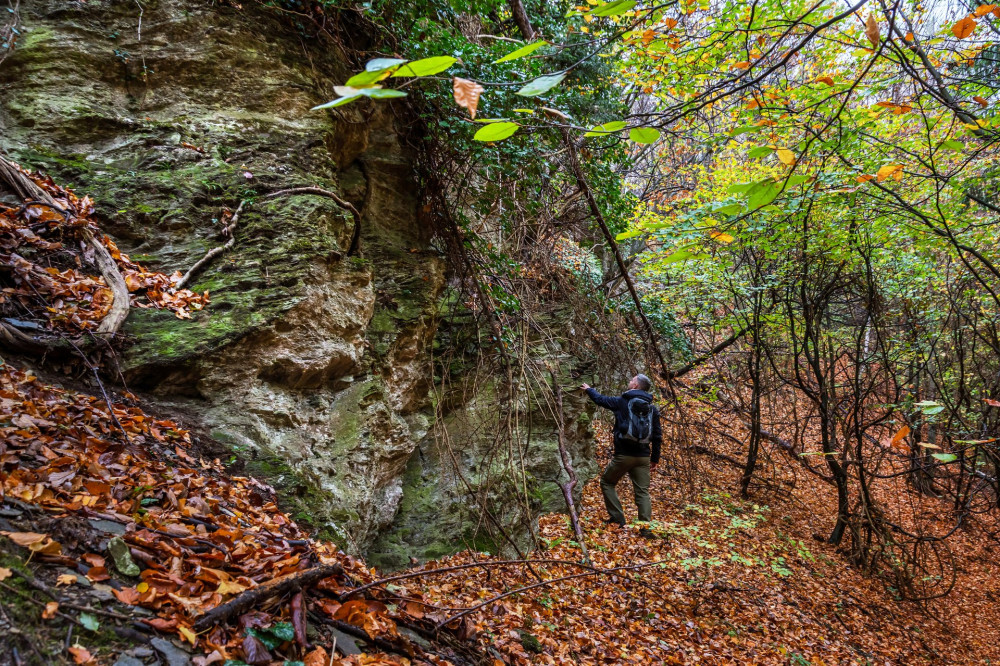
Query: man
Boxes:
[{"xmin": 581, "ymin": 374, "xmax": 662, "ymax": 535}]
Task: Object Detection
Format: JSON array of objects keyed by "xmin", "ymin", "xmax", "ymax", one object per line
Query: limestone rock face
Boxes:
[{"xmin": 0, "ymin": 0, "xmax": 595, "ymax": 564}]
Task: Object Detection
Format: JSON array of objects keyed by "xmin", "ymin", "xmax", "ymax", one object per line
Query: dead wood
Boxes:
[{"xmin": 192, "ymin": 564, "xmax": 343, "ymax": 631}]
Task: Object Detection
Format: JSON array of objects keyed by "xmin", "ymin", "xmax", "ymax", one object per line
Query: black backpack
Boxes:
[{"xmin": 621, "ymin": 397, "xmax": 653, "ymax": 444}]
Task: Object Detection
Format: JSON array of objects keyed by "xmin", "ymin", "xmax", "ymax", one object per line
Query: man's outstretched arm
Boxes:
[{"xmin": 580, "ymin": 383, "xmax": 621, "ymax": 410}]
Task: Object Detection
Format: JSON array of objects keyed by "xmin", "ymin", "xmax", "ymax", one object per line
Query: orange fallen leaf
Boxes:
[
  {"xmin": 303, "ymin": 647, "xmax": 329, "ymax": 666},
  {"xmin": 0, "ymin": 531, "xmax": 62, "ymax": 555},
  {"xmin": 42, "ymin": 601, "xmax": 59, "ymax": 619},
  {"xmin": 68, "ymin": 646, "xmax": 94, "ymax": 664},
  {"xmin": 57, "ymin": 573, "xmax": 78, "ymax": 586}
]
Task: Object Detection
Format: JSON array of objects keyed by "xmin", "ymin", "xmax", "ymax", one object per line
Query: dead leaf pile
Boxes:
[
  {"xmin": 0, "ymin": 361, "xmax": 454, "ymax": 665},
  {"xmin": 0, "ymin": 161, "xmax": 209, "ymax": 332}
]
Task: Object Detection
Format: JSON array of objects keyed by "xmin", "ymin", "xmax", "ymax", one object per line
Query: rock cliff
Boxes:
[{"xmin": 0, "ymin": 0, "xmax": 597, "ymax": 567}]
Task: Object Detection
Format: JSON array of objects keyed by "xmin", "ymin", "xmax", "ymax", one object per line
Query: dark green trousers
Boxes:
[{"xmin": 601, "ymin": 454, "xmax": 651, "ymax": 524}]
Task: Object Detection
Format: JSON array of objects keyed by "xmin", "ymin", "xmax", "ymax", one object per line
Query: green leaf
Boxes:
[
  {"xmin": 715, "ymin": 203, "xmax": 744, "ymax": 215},
  {"xmin": 494, "ymin": 40, "xmax": 547, "ymax": 63},
  {"xmin": 312, "ymin": 87, "xmax": 408, "ymax": 110},
  {"xmin": 390, "ymin": 56, "xmax": 457, "ymax": 77},
  {"xmin": 366, "ymin": 57, "xmax": 407, "ymax": 72},
  {"xmin": 748, "ymin": 183, "xmax": 779, "ymax": 210},
  {"xmin": 616, "ymin": 229, "xmax": 643, "ymax": 240},
  {"xmin": 728, "ymin": 182, "xmax": 755, "ymax": 194},
  {"xmin": 931, "ymin": 453, "xmax": 957, "ymax": 463},
  {"xmin": 663, "ymin": 249, "xmax": 709, "ymax": 264},
  {"xmin": 731, "ymin": 125, "xmax": 764, "ymax": 136},
  {"xmin": 629, "ymin": 127, "xmax": 660, "ymax": 144},
  {"xmin": 940, "ymin": 139, "xmax": 964, "ymax": 151},
  {"xmin": 585, "ymin": 120, "xmax": 626, "ymax": 137},
  {"xmin": 79, "ymin": 612, "xmax": 100, "ymax": 631},
  {"xmin": 473, "ymin": 122, "xmax": 520, "ymax": 141},
  {"xmin": 784, "ymin": 174, "xmax": 810, "ymax": 187},
  {"xmin": 516, "ymin": 72, "xmax": 568, "ymax": 97},
  {"xmin": 269, "ymin": 622, "xmax": 296, "ymax": 642},
  {"xmin": 748, "ymin": 146, "xmax": 774, "ymax": 159},
  {"xmin": 590, "ymin": 0, "xmax": 637, "ymax": 17},
  {"xmin": 247, "ymin": 628, "xmax": 280, "ymax": 650},
  {"xmin": 345, "ymin": 69, "xmax": 395, "ymax": 87}
]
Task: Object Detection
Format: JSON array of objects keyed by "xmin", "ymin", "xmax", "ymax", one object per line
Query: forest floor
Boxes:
[
  {"xmin": 2, "ymin": 359, "xmax": 999, "ymax": 665},
  {"xmin": 419, "ymin": 419, "xmax": 1000, "ymax": 665}
]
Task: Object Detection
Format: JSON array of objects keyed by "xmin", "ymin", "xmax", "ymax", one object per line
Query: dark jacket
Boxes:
[{"xmin": 585, "ymin": 388, "xmax": 662, "ymax": 464}]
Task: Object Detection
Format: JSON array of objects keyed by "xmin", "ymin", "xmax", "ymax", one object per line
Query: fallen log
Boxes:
[{"xmin": 193, "ymin": 563, "xmax": 343, "ymax": 631}]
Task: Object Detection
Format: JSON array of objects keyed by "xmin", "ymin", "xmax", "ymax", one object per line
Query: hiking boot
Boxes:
[
  {"xmin": 638, "ymin": 527, "xmax": 656, "ymax": 539},
  {"xmin": 603, "ymin": 518, "xmax": 625, "ymax": 528}
]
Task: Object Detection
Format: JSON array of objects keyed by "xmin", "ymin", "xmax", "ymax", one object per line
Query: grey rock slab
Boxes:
[
  {"xmin": 113, "ymin": 657, "xmax": 146, "ymax": 666},
  {"xmin": 330, "ymin": 627, "xmax": 363, "ymax": 655},
  {"xmin": 150, "ymin": 638, "xmax": 191, "ymax": 666}
]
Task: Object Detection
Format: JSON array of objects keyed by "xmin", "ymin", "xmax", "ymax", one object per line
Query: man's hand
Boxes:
[{"xmin": 580, "ymin": 383, "xmax": 591, "ymax": 391}]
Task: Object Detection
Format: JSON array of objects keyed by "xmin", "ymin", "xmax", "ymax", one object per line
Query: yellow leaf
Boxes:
[
  {"xmin": 776, "ymin": 148, "xmax": 796, "ymax": 165},
  {"xmin": 57, "ymin": 573, "xmax": 77, "ymax": 586},
  {"xmin": 876, "ymin": 164, "xmax": 902, "ymax": 182},
  {"xmin": 856, "ymin": 174, "xmax": 874, "ymax": 183},
  {"xmin": 216, "ymin": 579, "xmax": 248, "ymax": 596},
  {"xmin": 710, "ymin": 230, "xmax": 734, "ymax": 243},
  {"xmin": 453, "ymin": 77, "xmax": 485, "ymax": 120},
  {"xmin": 136, "ymin": 582, "xmax": 150, "ymax": 593},
  {"xmin": 733, "ymin": 61, "xmax": 750, "ymax": 69},
  {"xmin": 865, "ymin": 14, "xmax": 880, "ymax": 45},
  {"xmin": 952, "ymin": 15, "xmax": 977, "ymax": 39},
  {"xmin": 42, "ymin": 601, "xmax": 59, "ymax": 619},
  {"xmin": 178, "ymin": 624, "xmax": 198, "ymax": 646},
  {"xmin": 0, "ymin": 567, "xmax": 11, "ymax": 582}
]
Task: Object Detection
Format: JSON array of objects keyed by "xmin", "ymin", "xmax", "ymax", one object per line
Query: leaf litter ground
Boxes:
[{"xmin": 3, "ymin": 362, "xmax": 999, "ymax": 665}]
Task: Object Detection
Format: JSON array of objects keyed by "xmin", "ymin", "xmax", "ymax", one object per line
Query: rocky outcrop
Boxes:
[{"xmin": 0, "ymin": 0, "xmax": 595, "ymax": 565}]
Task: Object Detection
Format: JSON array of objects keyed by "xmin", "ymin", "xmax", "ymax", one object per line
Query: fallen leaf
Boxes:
[
  {"xmin": 68, "ymin": 646, "xmax": 94, "ymax": 664},
  {"xmin": 0, "ymin": 531, "xmax": 62, "ymax": 555},
  {"xmin": 304, "ymin": 646, "xmax": 329, "ymax": 666},
  {"xmin": 57, "ymin": 573, "xmax": 78, "ymax": 586},
  {"xmin": 42, "ymin": 601, "xmax": 59, "ymax": 619}
]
